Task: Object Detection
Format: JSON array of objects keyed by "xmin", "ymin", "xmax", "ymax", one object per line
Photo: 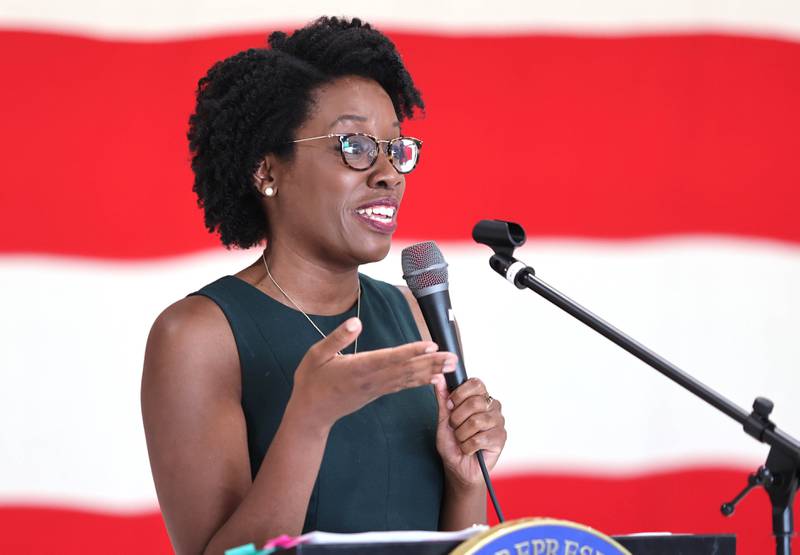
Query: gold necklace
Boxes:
[{"xmin": 262, "ymin": 251, "xmax": 361, "ymax": 355}]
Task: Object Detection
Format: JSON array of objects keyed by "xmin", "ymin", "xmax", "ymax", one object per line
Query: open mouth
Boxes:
[
  {"xmin": 356, "ymin": 204, "xmax": 396, "ymax": 224},
  {"xmin": 354, "ymin": 199, "xmax": 399, "ymax": 233}
]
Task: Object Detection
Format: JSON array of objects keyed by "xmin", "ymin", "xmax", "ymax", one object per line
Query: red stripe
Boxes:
[
  {"xmin": 1, "ymin": 30, "xmax": 799, "ymax": 258},
  {"xmin": 0, "ymin": 506, "xmax": 171, "ymax": 553},
  {"xmin": 1, "ymin": 469, "xmax": 797, "ymax": 553}
]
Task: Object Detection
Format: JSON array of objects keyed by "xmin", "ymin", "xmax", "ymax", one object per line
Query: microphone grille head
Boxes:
[{"xmin": 401, "ymin": 241, "xmax": 449, "ymax": 292}]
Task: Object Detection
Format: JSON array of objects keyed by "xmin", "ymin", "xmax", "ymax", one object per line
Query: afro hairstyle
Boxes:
[{"xmin": 187, "ymin": 16, "xmax": 424, "ymax": 249}]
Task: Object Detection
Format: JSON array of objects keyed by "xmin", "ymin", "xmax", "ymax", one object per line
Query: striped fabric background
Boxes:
[{"xmin": 1, "ymin": 1, "xmax": 799, "ymax": 552}]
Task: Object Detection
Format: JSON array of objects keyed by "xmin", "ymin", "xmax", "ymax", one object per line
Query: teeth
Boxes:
[{"xmin": 357, "ymin": 205, "xmax": 396, "ymax": 220}]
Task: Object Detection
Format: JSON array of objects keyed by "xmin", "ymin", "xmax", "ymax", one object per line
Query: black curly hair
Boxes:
[{"xmin": 187, "ymin": 16, "xmax": 424, "ymax": 249}]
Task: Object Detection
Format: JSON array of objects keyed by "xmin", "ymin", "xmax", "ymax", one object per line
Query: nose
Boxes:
[{"xmin": 367, "ymin": 145, "xmax": 403, "ymax": 190}]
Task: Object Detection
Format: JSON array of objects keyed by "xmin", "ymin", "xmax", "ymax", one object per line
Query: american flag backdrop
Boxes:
[{"xmin": 1, "ymin": 1, "xmax": 799, "ymax": 553}]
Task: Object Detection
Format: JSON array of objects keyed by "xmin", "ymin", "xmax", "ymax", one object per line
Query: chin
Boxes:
[{"xmin": 357, "ymin": 237, "xmax": 393, "ymax": 264}]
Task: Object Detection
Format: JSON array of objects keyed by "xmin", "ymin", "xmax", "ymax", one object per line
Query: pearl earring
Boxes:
[{"xmin": 263, "ymin": 186, "xmax": 276, "ymax": 197}]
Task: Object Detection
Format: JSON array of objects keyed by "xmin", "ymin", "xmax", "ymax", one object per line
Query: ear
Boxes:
[
  {"xmin": 253, "ymin": 157, "xmax": 270, "ymax": 186},
  {"xmin": 253, "ymin": 157, "xmax": 278, "ymax": 196}
]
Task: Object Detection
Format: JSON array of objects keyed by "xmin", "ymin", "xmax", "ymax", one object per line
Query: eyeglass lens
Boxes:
[{"xmin": 340, "ymin": 135, "xmax": 420, "ymax": 174}]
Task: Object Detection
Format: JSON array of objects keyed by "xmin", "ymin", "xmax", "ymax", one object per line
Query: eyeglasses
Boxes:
[{"xmin": 291, "ymin": 133, "xmax": 423, "ymax": 174}]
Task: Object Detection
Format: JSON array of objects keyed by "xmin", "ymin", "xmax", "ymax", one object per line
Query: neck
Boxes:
[{"xmin": 256, "ymin": 239, "xmax": 360, "ymax": 316}]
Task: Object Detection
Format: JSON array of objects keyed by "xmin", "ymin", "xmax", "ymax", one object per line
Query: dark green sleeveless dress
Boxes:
[{"xmin": 188, "ymin": 274, "xmax": 443, "ymax": 533}]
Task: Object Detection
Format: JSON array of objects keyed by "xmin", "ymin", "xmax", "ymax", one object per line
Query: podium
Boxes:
[{"xmin": 283, "ymin": 534, "xmax": 735, "ymax": 554}]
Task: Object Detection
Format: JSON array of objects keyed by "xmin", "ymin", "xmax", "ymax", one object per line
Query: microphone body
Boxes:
[
  {"xmin": 414, "ymin": 288, "xmax": 467, "ymax": 391},
  {"xmin": 401, "ymin": 241, "xmax": 506, "ymax": 522}
]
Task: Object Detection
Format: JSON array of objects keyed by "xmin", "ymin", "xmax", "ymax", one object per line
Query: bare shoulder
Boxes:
[
  {"xmin": 150, "ymin": 294, "xmax": 230, "ymax": 336},
  {"xmin": 143, "ymin": 295, "xmax": 240, "ymax": 400},
  {"xmin": 395, "ymin": 285, "xmax": 431, "ymax": 342}
]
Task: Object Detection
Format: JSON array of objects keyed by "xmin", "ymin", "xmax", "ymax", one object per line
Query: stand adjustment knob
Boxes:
[
  {"xmin": 753, "ymin": 397, "xmax": 774, "ymax": 419},
  {"xmin": 720, "ymin": 466, "xmax": 773, "ymax": 517}
]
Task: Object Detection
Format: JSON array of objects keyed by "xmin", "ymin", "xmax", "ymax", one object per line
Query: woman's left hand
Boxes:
[{"xmin": 431, "ymin": 374, "xmax": 507, "ymax": 488}]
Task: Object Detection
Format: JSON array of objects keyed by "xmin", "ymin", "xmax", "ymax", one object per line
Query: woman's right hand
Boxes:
[{"xmin": 288, "ymin": 317, "xmax": 456, "ymax": 430}]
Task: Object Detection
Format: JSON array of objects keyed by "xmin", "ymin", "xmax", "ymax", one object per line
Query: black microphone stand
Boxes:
[{"xmin": 472, "ymin": 219, "xmax": 800, "ymax": 555}]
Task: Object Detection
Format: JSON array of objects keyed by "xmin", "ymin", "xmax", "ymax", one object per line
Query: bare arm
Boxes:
[
  {"xmin": 439, "ymin": 478, "xmax": 487, "ymax": 531},
  {"xmin": 141, "ymin": 297, "xmax": 331, "ymax": 554},
  {"xmin": 142, "ymin": 297, "xmax": 456, "ymax": 553}
]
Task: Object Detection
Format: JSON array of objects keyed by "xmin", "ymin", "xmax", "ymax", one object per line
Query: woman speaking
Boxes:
[{"xmin": 141, "ymin": 16, "xmax": 507, "ymax": 554}]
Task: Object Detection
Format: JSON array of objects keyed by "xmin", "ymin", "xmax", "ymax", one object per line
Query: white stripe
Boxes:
[
  {"xmin": 2, "ymin": 1, "xmax": 800, "ymax": 41},
  {"xmin": 1, "ymin": 237, "xmax": 798, "ymax": 508}
]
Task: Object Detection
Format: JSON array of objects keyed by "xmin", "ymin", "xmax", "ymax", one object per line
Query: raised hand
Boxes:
[{"xmin": 289, "ymin": 317, "xmax": 457, "ymax": 430}]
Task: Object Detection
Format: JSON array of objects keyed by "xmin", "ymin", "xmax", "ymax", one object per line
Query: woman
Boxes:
[{"xmin": 142, "ymin": 17, "xmax": 507, "ymax": 554}]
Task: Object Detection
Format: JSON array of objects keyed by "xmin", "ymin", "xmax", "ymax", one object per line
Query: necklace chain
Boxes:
[{"xmin": 262, "ymin": 251, "xmax": 360, "ymax": 355}]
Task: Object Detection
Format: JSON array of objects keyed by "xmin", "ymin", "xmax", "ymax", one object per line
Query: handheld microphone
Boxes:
[
  {"xmin": 400, "ymin": 241, "xmax": 467, "ymax": 391},
  {"xmin": 401, "ymin": 241, "xmax": 505, "ymax": 522}
]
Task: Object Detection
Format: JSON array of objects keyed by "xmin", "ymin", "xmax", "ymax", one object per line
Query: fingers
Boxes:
[
  {"xmin": 455, "ymin": 427, "xmax": 508, "ymax": 457},
  {"xmin": 324, "ymin": 339, "xmax": 458, "ymax": 399},
  {"xmin": 452, "ymin": 400, "xmax": 505, "ymax": 442},
  {"xmin": 449, "ymin": 391, "xmax": 500, "ymax": 429},
  {"xmin": 435, "ymin": 374, "xmax": 507, "ymax": 458},
  {"xmin": 335, "ymin": 341, "xmax": 456, "ymax": 398},
  {"xmin": 348, "ymin": 340, "xmax": 440, "ymax": 371},
  {"xmin": 446, "ymin": 377, "xmax": 504, "ymax": 444},
  {"xmin": 306, "ymin": 317, "xmax": 362, "ymax": 363},
  {"xmin": 375, "ymin": 351, "xmax": 457, "ymax": 395},
  {"xmin": 448, "ymin": 377, "xmax": 487, "ymax": 409}
]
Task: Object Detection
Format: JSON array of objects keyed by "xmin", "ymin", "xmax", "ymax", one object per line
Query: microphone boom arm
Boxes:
[{"xmin": 474, "ymin": 219, "xmax": 800, "ymax": 555}]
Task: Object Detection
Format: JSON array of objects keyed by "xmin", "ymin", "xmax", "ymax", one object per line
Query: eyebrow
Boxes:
[{"xmin": 329, "ymin": 114, "xmax": 401, "ymax": 128}]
